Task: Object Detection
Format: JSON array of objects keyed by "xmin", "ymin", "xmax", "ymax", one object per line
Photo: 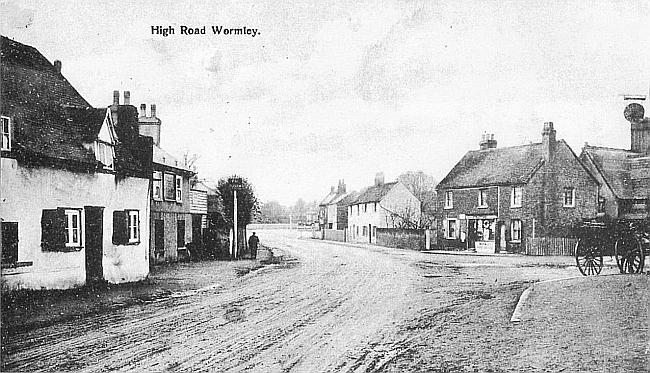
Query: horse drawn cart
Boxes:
[{"xmin": 574, "ymin": 218, "xmax": 650, "ymax": 276}]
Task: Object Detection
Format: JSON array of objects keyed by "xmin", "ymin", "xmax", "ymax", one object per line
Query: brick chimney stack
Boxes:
[
  {"xmin": 542, "ymin": 122, "xmax": 557, "ymax": 162},
  {"xmin": 138, "ymin": 102, "xmax": 162, "ymax": 146},
  {"xmin": 53, "ymin": 60, "xmax": 62, "ymax": 73},
  {"xmin": 337, "ymin": 179, "xmax": 346, "ymax": 194},
  {"xmin": 113, "ymin": 90, "xmax": 120, "ymax": 106},
  {"xmin": 375, "ymin": 172, "xmax": 385, "ymax": 186},
  {"xmin": 624, "ymin": 97, "xmax": 650, "ymax": 154},
  {"xmin": 124, "ymin": 91, "xmax": 130, "ymax": 106},
  {"xmin": 479, "ymin": 133, "xmax": 497, "ymax": 150}
]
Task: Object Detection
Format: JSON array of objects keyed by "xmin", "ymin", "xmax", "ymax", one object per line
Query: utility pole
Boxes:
[
  {"xmin": 233, "ymin": 188, "xmax": 238, "ymax": 259},
  {"xmin": 231, "ymin": 176, "xmax": 244, "ymax": 259}
]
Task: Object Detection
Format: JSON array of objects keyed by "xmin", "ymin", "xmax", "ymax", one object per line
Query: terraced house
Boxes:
[
  {"xmin": 437, "ymin": 123, "xmax": 599, "ymax": 253},
  {"xmin": 1, "ymin": 36, "xmax": 153, "ymax": 290}
]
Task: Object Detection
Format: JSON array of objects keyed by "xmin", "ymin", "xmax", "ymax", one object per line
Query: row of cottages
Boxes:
[
  {"xmin": 436, "ymin": 123, "xmax": 599, "ymax": 253},
  {"xmin": 579, "ymin": 97, "xmax": 650, "ymax": 220},
  {"xmin": 347, "ymin": 173, "xmax": 421, "ymax": 244},
  {"xmin": 1, "ymin": 37, "xmax": 153, "ymax": 289}
]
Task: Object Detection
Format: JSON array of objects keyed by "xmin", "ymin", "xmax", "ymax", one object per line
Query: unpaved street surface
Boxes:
[{"xmin": 2, "ymin": 230, "xmax": 647, "ymax": 372}]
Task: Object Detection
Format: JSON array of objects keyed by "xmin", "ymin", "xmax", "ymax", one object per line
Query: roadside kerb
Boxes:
[{"xmin": 510, "ymin": 275, "xmax": 594, "ymax": 322}]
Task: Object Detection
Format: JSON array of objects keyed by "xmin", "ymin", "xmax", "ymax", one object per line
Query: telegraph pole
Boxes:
[{"xmin": 233, "ymin": 188, "xmax": 238, "ymax": 259}]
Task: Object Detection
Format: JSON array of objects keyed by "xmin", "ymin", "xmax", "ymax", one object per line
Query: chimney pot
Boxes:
[
  {"xmin": 124, "ymin": 91, "xmax": 130, "ymax": 106},
  {"xmin": 113, "ymin": 90, "xmax": 120, "ymax": 106},
  {"xmin": 140, "ymin": 104, "xmax": 146, "ymax": 117},
  {"xmin": 542, "ymin": 121, "xmax": 557, "ymax": 161},
  {"xmin": 53, "ymin": 60, "xmax": 62, "ymax": 73},
  {"xmin": 151, "ymin": 104, "xmax": 157, "ymax": 118}
]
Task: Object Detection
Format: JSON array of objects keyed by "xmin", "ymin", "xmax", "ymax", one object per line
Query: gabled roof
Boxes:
[
  {"xmin": 437, "ymin": 143, "xmax": 546, "ymax": 189},
  {"xmin": 1, "ymin": 36, "xmax": 152, "ymax": 177},
  {"xmin": 339, "ymin": 191, "xmax": 359, "ymax": 207},
  {"xmin": 581, "ymin": 145, "xmax": 650, "ymax": 199},
  {"xmin": 353, "ymin": 181, "xmax": 399, "ymax": 204}
]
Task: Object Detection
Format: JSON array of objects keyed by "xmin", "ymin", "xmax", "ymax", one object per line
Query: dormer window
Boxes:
[
  {"xmin": 1, "ymin": 116, "xmax": 11, "ymax": 151},
  {"xmin": 94, "ymin": 140, "xmax": 114, "ymax": 169},
  {"xmin": 94, "ymin": 109, "xmax": 117, "ymax": 170}
]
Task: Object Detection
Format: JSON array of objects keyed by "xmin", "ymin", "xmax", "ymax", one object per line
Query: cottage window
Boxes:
[
  {"xmin": 511, "ymin": 187, "xmax": 523, "ymax": 208},
  {"xmin": 362, "ymin": 226, "xmax": 368, "ymax": 236},
  {"xmin": 357, "ymin": 205, "xmax": 360, "ymax": 215},
  {"xmin": 597, "ymin": 197, "xmax": 606, "ymax": 214},
  {"xmin": 511, "ymin": 219, "xmax": 522, "ymax": 242},
  {"xmin": 42, "ymin": 209, "xmax": 83, "ymax": 252},
  {"xmin": 478, "ymin": 189, "xmax": 488, "ymax": 208},
  {"xmin": 164, "ymin": 173, "xmax": 176, "ymax": 200},
  {"xmin": 445, "ymin": 219, "xmax": 457, "ymax": 239},
  {"xmin": 1, "ymin": 116, "xmax": 11, "ymax": 151},
  {"xmin": 176, "ymin": 175, "xmax": 183, "ymax": 202},
  {"xmin": 128, "ymin": 210, "xmax": 140, "ymax": 243},
  {"xmin": 94, "ymin": 141, "xmax": 114, "ymax": 169},
  {"xmin": 64, "ymin": 210, "xmax": 82, "ymax": 247},
  {"xmin": 373, "ymin": 203, "xmax": 377, "ymax": 212},
  {"xmin": 444, "ymin": 191, "xmax": 453, "ymax": 209},
  {"xmin": 563, "ymin": 188, "xmax": 575, "ymax": 207},
  {"xmin": 153, "ymin": 171, "xmax": 163, "ymax": 201}
]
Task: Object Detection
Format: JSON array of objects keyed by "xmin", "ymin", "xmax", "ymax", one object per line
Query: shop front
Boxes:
[{"xmin": 466, "ymin": 215, "xmax": 498, "ymax": 253}]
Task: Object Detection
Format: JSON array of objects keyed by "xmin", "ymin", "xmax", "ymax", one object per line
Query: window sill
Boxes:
[
  {"xmin": 478, "ymin": 205, "xmax": 488, "ymax": 209},
  {"xmin": 563, "ymin": 205, "xmax": 576, "ymax": 208},
  {"xmin": 510, "ymin": 205, "xmax": 522, "ymax": 209},
  {"xmin": 44, "ymin": 246, "xmax": 84, "ymax": 253},
  {"xmin": 443, "ymin": 206, "xmax": 453, "ymax": 210}
]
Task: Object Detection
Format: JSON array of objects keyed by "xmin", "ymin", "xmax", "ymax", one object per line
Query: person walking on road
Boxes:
[{"xmin": 248, "ymin": 232, "xmax": 259, "ymax": 259}]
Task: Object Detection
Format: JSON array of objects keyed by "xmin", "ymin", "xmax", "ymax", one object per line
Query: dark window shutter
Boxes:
[
  {"xmin": 113, "ymin": 210, "xmax": 128, "ymax": 245},
  {"xmin": 41, "ymin": 209, "xmax": 65, "ymax": 251}
]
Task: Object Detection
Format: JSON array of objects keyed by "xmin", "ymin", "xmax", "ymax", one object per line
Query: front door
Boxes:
[
  {"xmin": 84, "ymin": 206, "xmax": 104, "ymax": 284},
  {"xmin": 154, "ymin": 219, "xmax": 164, "ymax": 259}
]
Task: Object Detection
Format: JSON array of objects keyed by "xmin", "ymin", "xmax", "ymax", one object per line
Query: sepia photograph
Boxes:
[{"xmin": 1, "ymin": 0, "xmax": 649, "ymax": 371}]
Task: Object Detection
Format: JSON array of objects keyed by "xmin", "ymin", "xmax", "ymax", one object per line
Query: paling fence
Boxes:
[{"xmin": 525, "ymin": 237, "xmax": 577, "ymax": 256}]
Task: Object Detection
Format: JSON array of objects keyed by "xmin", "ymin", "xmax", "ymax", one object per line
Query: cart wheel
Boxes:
[
  {"xmin": 575, "ymin": 238, "xmax": 603, "ymax": 276},
  {"xmin": 615, "ymin": 235, "xmax": 645, "ymax": 274}
]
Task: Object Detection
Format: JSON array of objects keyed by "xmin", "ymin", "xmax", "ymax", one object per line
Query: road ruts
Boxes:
[{"xmin": 2, "ymin": 232, "xmax": 425, "ymax": 372}]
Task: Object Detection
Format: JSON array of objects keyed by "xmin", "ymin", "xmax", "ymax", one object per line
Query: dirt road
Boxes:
[{"xmin": 0, "ymin": 230, "xmax": 623, "ymax": 372}]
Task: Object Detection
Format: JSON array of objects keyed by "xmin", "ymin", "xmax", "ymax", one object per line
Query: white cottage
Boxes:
[{"xmin": 1, "ymin": 36, "xmax": 153, "ymax": 290}]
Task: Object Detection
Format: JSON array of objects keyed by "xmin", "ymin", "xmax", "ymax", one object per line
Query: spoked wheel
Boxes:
[
  {"xmin": 575, "ymin": 238, "xmax": 603, "ymax": 276},
  {"xmin": 615, "ymin": 235, "xmax": 645, "ymax": 274}
]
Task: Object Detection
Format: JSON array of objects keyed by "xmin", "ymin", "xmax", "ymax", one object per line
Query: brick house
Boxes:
[
  {"xmin": 347, "ymin": 173, "xmax": 421, "ymax": 244},
  {"xmin": 579, "ymin": 96, "xmax": 650, "ymax": 220},
  {"xmin": 135, "ymin": 101, "xmax": 195, "ymax": 265},
  {"xmin": 1, "ymin": 37, "xmax": 152, "ymax": 290},
  {"xmin": 436, "ymin": 123, "xmax": 599, "ymax": 253}
]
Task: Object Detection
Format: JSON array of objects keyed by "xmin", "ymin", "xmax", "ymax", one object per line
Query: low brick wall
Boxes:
[
  {"xmin": 376, "ymin": 228, "xmax": 426, "ymax": 251},
  {"xmin": 324, "ymin": 229, "xmax": 346, "ymax": 242}
]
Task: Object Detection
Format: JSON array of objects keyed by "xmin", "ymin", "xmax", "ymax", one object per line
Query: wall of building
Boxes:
[
  {"xmin": 150, "ymin": 168, "xmax": 192, "ymax": 264},
  {"xmin": 1, "ymin": 159, "xmax": 150, "ymax": 290}
]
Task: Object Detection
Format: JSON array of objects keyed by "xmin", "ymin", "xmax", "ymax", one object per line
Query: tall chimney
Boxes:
[
  {"xmin": 113, "ymin": 90, "xmax": 120, "ymax": 106},
  {"xmin": 124, "ymin": 91, "xmax": 130, "ymax": 105},
  {"xmin": 151, "ymin": 104, "xmax": 157, "ymax": 118},
  {"xmin": 542, "ymin": 122, "xmax": 556, "ymax": 161},
  {"xmin": 374, "ymin": 172, "xmax": 385, "ymax": 186},
  {"xmin": 140, "ymin": 104, "xmax": 146, "ymax": 117},
  {"xmin": 624, "ymin": 100, "xmax": 650, "ymax": 154},
  {"xmin": 53, "ymin": 60, "xmax": 62, "ymax": 73}
]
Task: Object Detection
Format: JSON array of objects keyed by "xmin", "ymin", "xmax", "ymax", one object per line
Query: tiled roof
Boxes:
[
  {"xmin": 437, "ymin": 143, "xmax": 546, "ymax": 189},
  {"xmin": 582, "ymin": 145, "xmax": 649, "ymax": 199},
  {"xmin": 1, "ymin": 36, "xmax": 152, "ymax": 177},
  {"xmin": 353, "ymin": 181, "xmax": 398, "ymax": 204}
]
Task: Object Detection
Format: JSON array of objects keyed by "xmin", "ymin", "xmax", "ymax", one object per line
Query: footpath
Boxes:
[{"xmin": 1, "ymin": 247, "xmax": 277, "ymax": 336}]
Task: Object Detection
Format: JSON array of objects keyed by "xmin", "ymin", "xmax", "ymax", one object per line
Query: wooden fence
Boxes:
[{"xmin": 525, "ymin": 237, "xmax": 578, "ymax": 256}]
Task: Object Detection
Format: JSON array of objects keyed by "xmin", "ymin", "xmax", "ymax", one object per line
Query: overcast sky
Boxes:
[{"xmin": 2, "ymin": 0, "xmax": 649, "ymax": 206}]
